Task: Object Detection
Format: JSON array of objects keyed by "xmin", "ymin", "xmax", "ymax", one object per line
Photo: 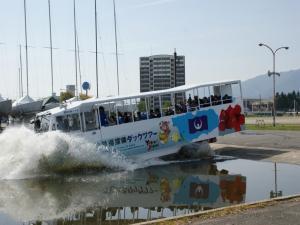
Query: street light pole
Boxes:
[{"xmin": 258, "ymin": 43, "xmax": 289, "ymax": 127}]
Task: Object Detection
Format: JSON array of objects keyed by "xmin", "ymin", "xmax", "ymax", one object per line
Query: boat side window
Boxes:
[
  {"xmin": 84, "ymin": 111, "xmax": 98, "ymax": 131},
  {"xmin": 68, "ymin": 114, "xmax": 81, "ymax": 131},
  {"xmin": 56, "ymin": 114, "xmax": 81, "ymax": 132}
]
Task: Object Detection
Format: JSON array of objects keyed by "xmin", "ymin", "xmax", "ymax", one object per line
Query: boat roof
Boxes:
[{"xmin": 38, "ymin": 80, "xmax": 240, "ymax": 117}]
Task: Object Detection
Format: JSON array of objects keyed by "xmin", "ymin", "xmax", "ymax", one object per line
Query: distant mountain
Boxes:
[{"xmin": 242, "ymin": 69, "xmax": 300, "ymax": 99}]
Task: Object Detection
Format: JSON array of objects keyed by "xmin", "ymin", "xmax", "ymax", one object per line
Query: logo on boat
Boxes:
[
  {"xmin": 189, "ymin": 183, "xmax": 209, "ymax": 199},
  {"xmin": 188, "ymin": 116, "xmax": 208, "ymax": 134}
]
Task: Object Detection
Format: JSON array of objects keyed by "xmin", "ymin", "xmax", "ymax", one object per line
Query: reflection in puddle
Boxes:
[{"xmin": 0, "ymin": 158, "xmax": 300, "ymax": 225}]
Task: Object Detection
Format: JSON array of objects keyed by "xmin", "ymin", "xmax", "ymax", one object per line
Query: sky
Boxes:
[{"xmin": 0, "ymin": 0, "xmax": 299, "ymax": 100}]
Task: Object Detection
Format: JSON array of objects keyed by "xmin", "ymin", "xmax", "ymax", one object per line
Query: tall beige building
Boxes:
[{"xmin": 139, "ymin": 51, "xmax": 185, "ymax": 109}]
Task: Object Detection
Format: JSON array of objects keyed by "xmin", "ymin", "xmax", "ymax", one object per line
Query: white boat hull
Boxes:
[{"xmin": 12, "ymin": 100, "xmax": 43, "ymax": 115}]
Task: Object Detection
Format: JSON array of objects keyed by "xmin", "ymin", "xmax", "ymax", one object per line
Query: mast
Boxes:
[
  {"xmin": 48, "ymin": 0, "xmax": 54, "ymax": 95},
  {"xmin": 18, "ymin": 68, "xmax": 21, "ymax": 98},
  {"xmin": 76, "ymin": 30, "xmax": 82, "ymax": 94},
  {"xmin": 19, "ymin": 45, "xmax": 23, "ymax": 97},
  {"xmin": 113, "ymin": 0, "xmax": 120, "ymax": 95},
  {"xmin": 73, "ymin": 0, "xmax": 78, "ymax": 98},
  {"xmin": 95, "ymin": 0, "xmax": 99, "ymax": 98},
  {"xmin": 23, "ymin": 0, "xmax": 29, "ymax": 96}
]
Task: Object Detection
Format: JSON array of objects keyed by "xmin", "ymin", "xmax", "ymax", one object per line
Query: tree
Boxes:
[
  {"xmin": 163, "ymin": 100, "xmax": 171, "ymax": 109},
  {"xmin": 60, "ymin": 92, "xmax": 74, "ymax": 102},
  {"xmin": 79, "ymin": 93, "xmax": 92, "ymax": 100},
  {"xmin": 137, "ymin": 100, "xmax": 146, "ymax": 112}
]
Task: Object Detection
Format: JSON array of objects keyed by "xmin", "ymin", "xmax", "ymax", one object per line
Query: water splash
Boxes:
[{"xmin": 0, "ymin": 126, "xmax": 136, "ymax": 179}]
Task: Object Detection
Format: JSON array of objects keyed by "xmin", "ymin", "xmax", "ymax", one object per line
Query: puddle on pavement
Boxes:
[{"xmin": 0, "ymin": 158, "xmax": 300, "ymax": 225}]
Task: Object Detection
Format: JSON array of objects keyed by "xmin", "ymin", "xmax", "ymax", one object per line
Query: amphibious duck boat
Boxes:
[{"xmin": 34, "ymin": 80, "xmax": 245, "ymax": 160}]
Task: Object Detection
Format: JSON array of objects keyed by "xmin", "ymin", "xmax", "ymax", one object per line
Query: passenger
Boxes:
[
  {"xmin": 216, "ymin": 95, "xmax": 222, "ymax": 105},
  {"xmin": 180, "ymin": 102, "xmax": 187, "ymax": 112},
  {"xmin": 136, "ymin": 111, "xmax": 147, "ymax": 120},
  {"xmin": 210, "ymin": 95, "xmax": 216, "ymax": 105},
  {"xmin": 149, "ymin": 109, "xmax": 155, "ymax": 119},
  {"xmin": 108, "ymin": 115, "xmax": 117, "ymax": 125},
  {"xmin": 136, "ymin": 111, "xmax": 141, "ymax": 121},
  {"xmin": 203, "ymin": 97, "xmax": 209, "ymax": 107},
  {"xmin": 124, "ymin": 112, "xmax": 130, "ymax": 123},
  {"xmin": 165, "ymin": 107, "xmax": 174, "ymax": 116},
  {"xmin": 193, "ymin": 96, "xmax": 199, "ymax": 108},
  {"xmin": 99, "ymin": 106, "xmax": 108, "ymax": 126},
  {"xmin": 155, "ymin": 108, "xmax": 161, "ymax": 118},
  {"xmin": 118, "ymin": 112, "xmax": 124, "ymax": 124},
  {"xmin": 223, "ymin": 94, "xmax": 232, "ymax": 104},
  {"xmin": 187, "ymin": 94, "xmax": 193, "ymax": 106},
  {"xmin": 199, "ymin": 98, "xmax": 204, "ymax": 107}
]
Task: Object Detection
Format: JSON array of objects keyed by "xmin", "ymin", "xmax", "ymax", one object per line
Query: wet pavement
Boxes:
[{"xmin": 213, "ymin": 130, "xmax": 300, "ymax": 165}]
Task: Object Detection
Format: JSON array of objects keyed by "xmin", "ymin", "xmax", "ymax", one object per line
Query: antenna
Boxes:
[{"xmin": 113, "ymin": 0, "xmax": 120, "ymax": 96}]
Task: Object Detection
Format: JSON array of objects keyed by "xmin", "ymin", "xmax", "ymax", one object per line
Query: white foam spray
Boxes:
[{"xmin": 0, "ymin": 126, "xmax": 136, "ymax": 179}]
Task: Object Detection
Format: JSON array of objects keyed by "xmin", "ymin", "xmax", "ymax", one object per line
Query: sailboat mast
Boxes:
[
  {"xmin": 95, "ymin": 0, "xmax": 99, "ymax": 98},
  {"xmin": 76, "ymin": 30, "xmax": 82, "ymax": 94},
  {"xmin": 18, "ymin": 68, "xmax": 21, "ymax": 98},
  {"xmin": 23, "ymin": 0, "xmax": 29, "ymax": 96},
  {"xmin": 19, "ymin": 45, "xmax": 23, "ymax": 97},
  {"xmin": 113, "ymin": 0, "xmax": 120, "ymax": 96},
  {"xmin": 73, "ymin": 0, "xmax": 78, "ymax": 98},
  {"xmin": 48, "ymin": 0, "xmax": 54, "ymax": 95}
]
